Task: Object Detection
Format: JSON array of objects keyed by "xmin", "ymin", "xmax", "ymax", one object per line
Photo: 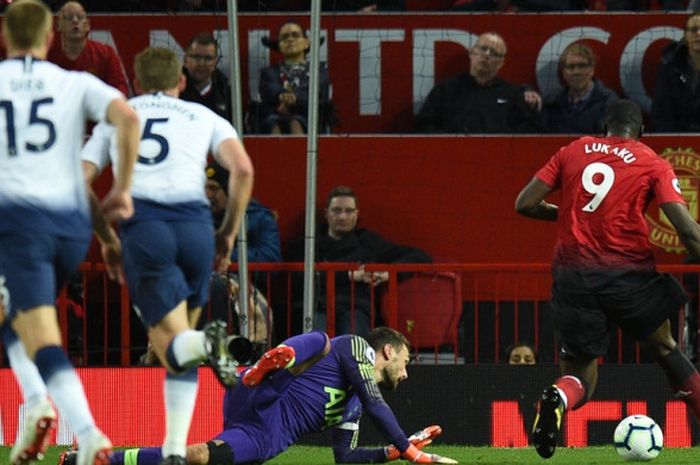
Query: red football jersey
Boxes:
[{"xmin": 536, "ymin": 135, "xmax": 685, "ymax": 270}]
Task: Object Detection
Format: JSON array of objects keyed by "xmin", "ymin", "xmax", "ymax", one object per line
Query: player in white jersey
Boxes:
[
  {"xmin": 82, "ymin": 47, "xmax": 254, "ymax": 465},
  {"xmin": 0, "ymin": 2, "xmax": 140, "ymax": 465}
]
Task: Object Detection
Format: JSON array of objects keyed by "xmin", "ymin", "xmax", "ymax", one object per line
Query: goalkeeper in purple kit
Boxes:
[{"xmin": 60, "ymin": 327, "xmax": 456, "ymax": 464}]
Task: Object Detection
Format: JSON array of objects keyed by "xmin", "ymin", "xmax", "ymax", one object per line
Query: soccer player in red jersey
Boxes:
[{"xmin": 516, "ymin": 99, "xmax": 700, "ymax": 459}]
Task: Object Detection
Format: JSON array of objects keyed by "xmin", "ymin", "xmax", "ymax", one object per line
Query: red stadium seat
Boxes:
[{"xmin": 379, "ymin": 257, "xmax": 462, "ymax": 357}]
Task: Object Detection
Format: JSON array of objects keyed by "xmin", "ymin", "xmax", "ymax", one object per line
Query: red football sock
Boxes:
[
  {"xmin": 658, "ymin": 347, "xmax": 700, "ymax": 422},
  {"xmin": 554, "ymin": 375, "xmax": 586, "ymax": 411},
  {"xmin": 674, "ymin": 371, "xmax": 700, "ymax": 421}
]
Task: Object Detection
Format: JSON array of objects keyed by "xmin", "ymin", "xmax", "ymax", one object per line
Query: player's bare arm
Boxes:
[
  {"xmin": 101, "ymin": 98, "xmax": 139, "ymax": 222},
  {"xmin": 660, "ymin": 202, "xmax": 700, "ymax": 260},
  {"xmin": 515, "ymin": 177, "xmax": 558, "ymax": 221},
  {"xmin": 213, "ymin": 138, "xmax": 254, "ymax": 271},
  {"xmin": 87, "ymin": 185, "xmax": 124, "ymax": 284}
]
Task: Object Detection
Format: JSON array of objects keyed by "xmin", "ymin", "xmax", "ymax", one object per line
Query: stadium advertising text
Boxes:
[
  {"xmin": 2, "ymin": 366, "xmax": 698, "ymax": 447},
  {"xmin": 84, "ymin": 13, "xmax": 687, "ymax": 132}
]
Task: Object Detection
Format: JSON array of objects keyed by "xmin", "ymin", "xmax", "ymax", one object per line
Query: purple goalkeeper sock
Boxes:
[
  {"xmin": 111, "ymin": 448, "xmax": 162, "ymax": 465},
  {"xmin": 281, "ymin": 331, "xmax": 327, "ymax": 365}
]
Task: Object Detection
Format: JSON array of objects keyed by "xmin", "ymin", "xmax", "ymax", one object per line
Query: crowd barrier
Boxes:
[{"xmin": 2, "ymin": 262, "xmax": 698, "ymax": 368}]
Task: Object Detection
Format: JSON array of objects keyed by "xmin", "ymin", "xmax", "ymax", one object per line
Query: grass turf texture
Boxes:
[{"xmin": 3, "ymin": 446, "xmax": 700, "ymax": 464}]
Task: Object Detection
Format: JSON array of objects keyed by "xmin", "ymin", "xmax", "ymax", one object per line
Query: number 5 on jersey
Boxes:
[{"xmin": 138, "ymin": 117, "xmax": 169, "ymax": 165}]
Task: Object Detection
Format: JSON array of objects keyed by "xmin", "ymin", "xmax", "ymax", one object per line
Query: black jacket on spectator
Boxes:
[
  {"xmin": 541, "ymin": 79, "xmax": 618, "ymax": 134},
  {"xmin": 652, "ymin": 41, "xmax": 700, "ymax": 132},
  {"xmin": 181, "ymin": 67, "xmax": 232, "ymax": 121},
  {"xmin": 287, "ymin": 227, "xmax": 431, "ymax": 329},
  {"xmin": 415, "ymin": 73, "xmax": 542, "ymax": 134}
]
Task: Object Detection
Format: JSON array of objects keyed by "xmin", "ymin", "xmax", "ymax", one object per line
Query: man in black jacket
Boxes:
[
  {"xmin": 415, "ymin": 32, "xmax": 542, "ymax": 134},
  {"xmin": 651, "ymin": 12, "xmax": 700, "ymax": 132},
  {"xmin": 180, "ymin": 32, "xmax": 232, "ymax": 121},
  {"xmin": 287, "ymin": 186, "xmax": 432, "ymax": 338},
  {"xmin": 541, "ymin": 43, "xmax": 618, "ymax": 134}
]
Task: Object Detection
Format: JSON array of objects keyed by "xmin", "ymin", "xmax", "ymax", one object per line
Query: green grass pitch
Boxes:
[{"xmin": 3, "ymin": 445, "xmax": 700, "ymax": 465}]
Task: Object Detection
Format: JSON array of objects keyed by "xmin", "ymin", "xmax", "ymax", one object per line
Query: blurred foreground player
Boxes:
[
  {"xmin": 61, "ymin": 327, "xmax": 457, "ymax": 464},
  {"xmin": 0, "ymin": 1, "xmax": 139, "ymax": 464},
  {"xmin": 516, "ymin": 99, "xmax": 700, "ymax": 459}
]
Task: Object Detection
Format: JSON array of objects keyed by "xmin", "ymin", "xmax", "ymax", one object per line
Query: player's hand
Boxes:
[
  {"xmin": 385, "ymin": 425, "xmax": 443, "ymax": 460},
  {"xmin": 99, "ymin": 235, "xmax": 125, "ymax": 284},
  {"xmin": 100, "ymin": 188, "xmax": 134, "ymax": 223},
  {"xmin": 401, "ymin": 444, "xmax": 458, "ymax": 464},
  {"xmin": 214, "ymin": 231, "xmax": 235, "ymax": 272}
]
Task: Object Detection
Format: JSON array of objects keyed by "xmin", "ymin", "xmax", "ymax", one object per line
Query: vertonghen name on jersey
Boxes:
[
  {"xmin": 584, "ymin": 143, "xmax": 637, "ymax": 164},
  {"xmin": 132, "ymin": 99, "xmax": 197, "ymax": 121}
]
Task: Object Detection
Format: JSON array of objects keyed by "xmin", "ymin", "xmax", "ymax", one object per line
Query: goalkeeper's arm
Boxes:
[
  {"xmin": 331, "ymin": 423, "xmax": 387, "ymax": 463},
  {"xmin": 332, "ymin": 424, "xmax": 445, "ymax": 463}
]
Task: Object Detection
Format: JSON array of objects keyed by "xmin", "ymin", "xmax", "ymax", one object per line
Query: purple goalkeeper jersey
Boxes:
[{"xmin": 220, "ymin": 334, "xmax": 409, "ymax": 462}]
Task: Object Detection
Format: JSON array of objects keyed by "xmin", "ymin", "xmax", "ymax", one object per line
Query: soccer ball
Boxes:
[{"xmin": 613, "ymin": 415, "xmax": 663, "ymax": 461}]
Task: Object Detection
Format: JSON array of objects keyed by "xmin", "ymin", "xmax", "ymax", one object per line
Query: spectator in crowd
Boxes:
[
  {"xmin": 48, "ymin": 1, "xmax": 130, "ymax": 96},
  {"xmin": 651, "ymin": 12, "xmax": 700, "ymax": 132},
  {"xmin": 541, "ymin": 43, "xmax": 618, "ymax": 134},
  {"xmin": 507, "ymin": 342, "xmax": 537, "ymax": 365},
  {"xmin": 204, "ymin": 162, "xmax": 280, "ymax": 351},
  {"xmin": 257, "ymin": 21, "xmax": 334, "ymax": 134},
  {"xmin": 415, "ymin": 32, "xmax": 542, "ymax": 134},
  {"xmin": 287, "ymin": 186, "xmax": 432, "ymax": 338},
  {"xmin": 180, "ymin": 32, "xmax": 232, "ymax": 120},
  {"xmin": 205, "ymin": 162, "xmax": 282, "ymax": 264}
]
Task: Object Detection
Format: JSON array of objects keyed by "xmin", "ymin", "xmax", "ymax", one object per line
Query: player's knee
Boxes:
[
  {"xmin": 202, "ymin": 440, "xmax": 234, "ymax": 465},
  {"xmin": 642, "ymin": 333, "xmax": 677, "ymax": 359}
]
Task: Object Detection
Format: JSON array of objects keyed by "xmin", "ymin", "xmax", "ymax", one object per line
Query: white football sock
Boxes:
[
  {"xmin": 171, "ymin": 330, "xmax": 207, "ymax": 368},
  {"xmin": 46, "ymin": 369, "xmax": 96, "ymax": 444},
  {"xmin": 162, "ymin": 372, "xmax": 198, "ymax": 458},
  {"xmin": 6, "ymin": 338, "xmax": 48, "ymax": 407}
]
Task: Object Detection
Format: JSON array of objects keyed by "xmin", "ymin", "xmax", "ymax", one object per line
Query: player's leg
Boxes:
[
  {"xmin": 4, "ymin": 235, "xmax": 111, "ymax": 465},
  {"xmin": 62, "ymin": 447, "xmax": 165, "ymax": 465},
  {"xmin": 643, "ymin": 319, "xmax": 700, "ymax": 420},
  {"xmin": 122, "ymin": 222, "xmax": 201, "ymax": 463},
  {"xmin": 614, "ymin": 273, "xmax": 700, "ymax": 420},
  {"xmin": 533, "ymin": 287, "xmax": 608, "ymax": 459},
  {"xmin": 148, "ymin": 303, "xmax": 234, "ymax": 463},
  {"xmin": 2, "ymin": 321, "xmax": 54, "ymax": 465},
  {"xmin": 533, "ymin": 357, "xmax": 597, "ymax": 459},
  {"xmin": 243, "ymin": 330, "xmax": 330, "ymax": 387},
  {"xmin": 92, "ymin": 430, "xmax": 266, "ymax": 465}
]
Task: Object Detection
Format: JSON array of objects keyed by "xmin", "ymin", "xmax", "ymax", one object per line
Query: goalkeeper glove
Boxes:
[
  {"xmin": 400, "ymin": 444, "xmax": 458, "ymax": 464},
  {"xmin": 385, "ymin": 425, "xmax": 443, "ymax": 461}
]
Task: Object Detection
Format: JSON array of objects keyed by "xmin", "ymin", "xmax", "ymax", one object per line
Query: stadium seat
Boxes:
[{"xmin": 379, "ymin": 257, "xmax": 462, "ymax": 357}]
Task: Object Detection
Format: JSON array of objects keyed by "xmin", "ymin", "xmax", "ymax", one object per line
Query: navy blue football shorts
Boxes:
[
  {"xmin": 551, "ymin": 271, "xmax": 688, "ymax": 360},
  {"xmin": 121, "ymin": 220, "xmax": 214, "ymax": 327},
  {"xmin": 215, "ymin": 369, "xmax": 298, "ymax": 463},
  {"xmin": 0, "ymin": 233, "xmax": 88, "ymax": 318}
]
